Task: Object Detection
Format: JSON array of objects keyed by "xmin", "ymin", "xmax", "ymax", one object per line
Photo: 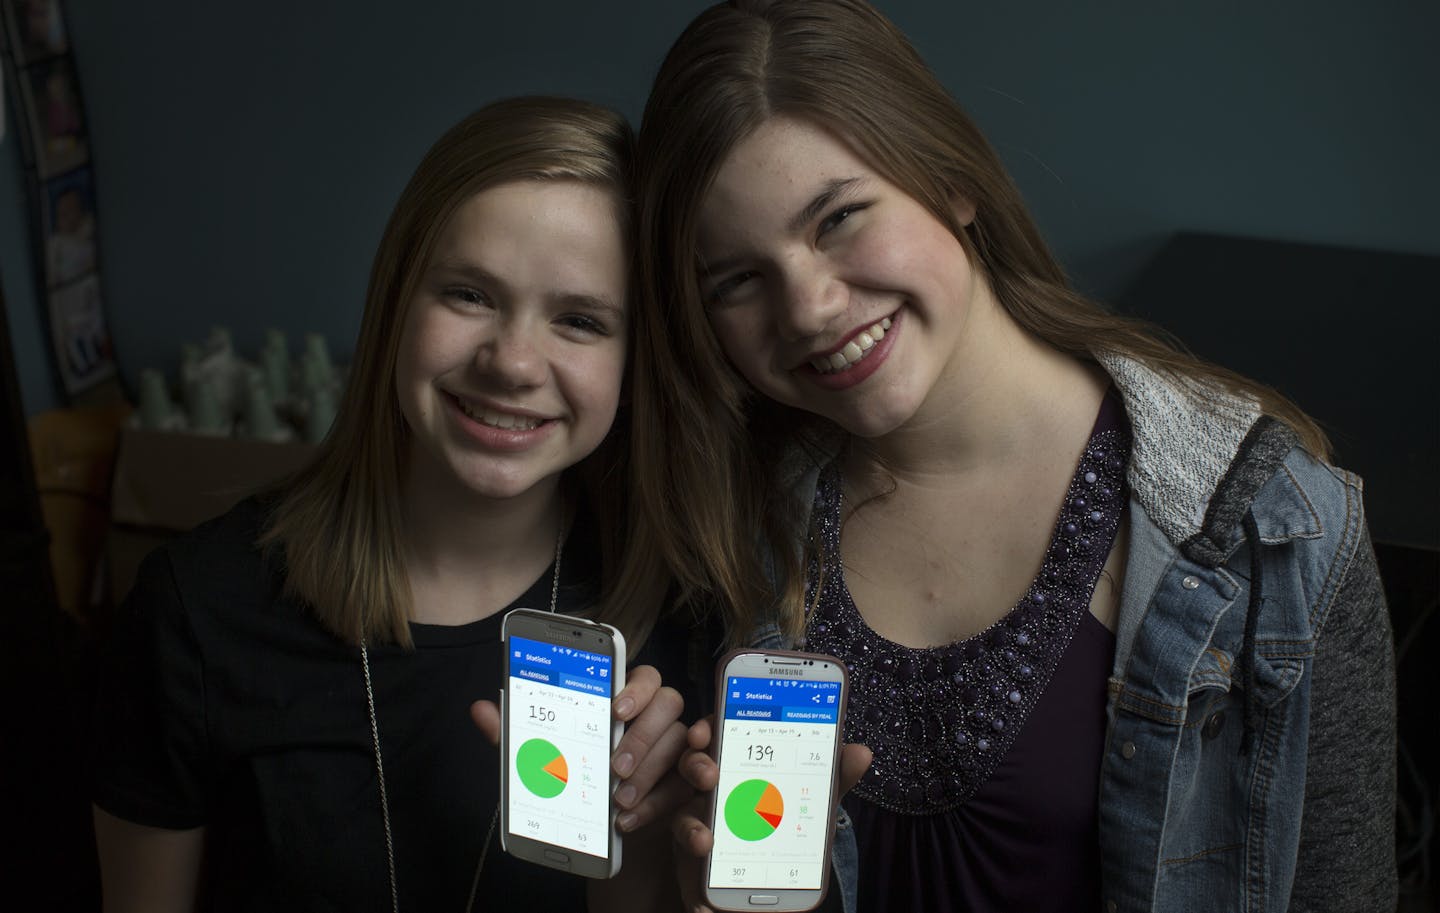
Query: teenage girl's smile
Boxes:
[
  {"xmin": 695, "ymin": 114, "xmax": 992, "ymax": 439},
  {"xmin": 443, "ymin": 390, "xmax": 556, "ymax": 450},
  {"xmin": 801, "ymin": 312, "xmax": 898, "ymax": 390}
]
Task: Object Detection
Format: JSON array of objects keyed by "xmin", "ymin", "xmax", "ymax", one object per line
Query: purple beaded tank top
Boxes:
[{"xmin": 804, "ymin": 392, "xmax": 1130, "ymax": 912}]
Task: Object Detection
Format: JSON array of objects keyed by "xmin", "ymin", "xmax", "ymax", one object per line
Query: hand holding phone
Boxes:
[
  {"xmin": 472, "ymin": 664, "xmax": 689, "ymax": 833},
  {"xmin": 472, "ymin": 650, "xmax": 689, "ymax": 883},
  {"xmin": 500, "ymin": 608, "xmax": 626, "ymax": 878},
  {"xmin": 672, "ymin": 719, "xmax": 872, "ymax": 913},
  {"xmin": 701, "ymin": 650, "xmax": 852, "ymax": 912}
]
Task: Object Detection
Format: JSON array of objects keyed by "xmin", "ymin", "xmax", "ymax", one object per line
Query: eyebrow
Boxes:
[
  {"xmin": 787, "ymin": 177, "xmax": 862, "ymax": 233},
  {"xmin": 553, "ymin": 292, "xmax": 625, "ymax": 317},
  {"xmin": 427, "ymin": 259, "xmax": 500, "ymax": 286}
]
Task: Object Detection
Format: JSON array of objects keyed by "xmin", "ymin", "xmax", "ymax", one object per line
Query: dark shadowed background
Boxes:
[{"xmin": 1, "ymin": 1, "xmax": 1435, "ymax": 909}]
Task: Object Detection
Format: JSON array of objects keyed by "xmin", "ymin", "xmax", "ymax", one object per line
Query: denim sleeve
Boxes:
[{"xmin": 1289, "ymin": 527, "xmax": 1398, "ymax": 912}]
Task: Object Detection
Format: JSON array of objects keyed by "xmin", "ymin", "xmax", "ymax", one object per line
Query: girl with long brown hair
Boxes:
[{"xmin": 629, "ymin": 2, "xmax": 1397, "ymax": 910}]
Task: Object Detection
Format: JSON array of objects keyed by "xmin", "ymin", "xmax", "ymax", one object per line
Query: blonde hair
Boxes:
[
  {"xmin": 263, "ymin": 96, "xmax": 647, "ymax": 649},
  {"xmin": 628, "ymin": 0, "xmax": 1329, "ymax": 645}
]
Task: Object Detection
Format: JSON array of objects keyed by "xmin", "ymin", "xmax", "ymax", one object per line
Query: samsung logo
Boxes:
[{"xmin": 771, "ymin": 668, "xmax": 804, "ymax": 676}]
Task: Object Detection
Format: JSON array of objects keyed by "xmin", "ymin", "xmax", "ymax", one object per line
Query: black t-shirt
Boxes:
[{"xmin": 92, "ymin": 498, "xmax": 595, "ymax": 912}]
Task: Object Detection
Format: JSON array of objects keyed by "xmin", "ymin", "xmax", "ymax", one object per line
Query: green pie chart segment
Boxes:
[
  {"xmin": 724, "ymin": 779, "xmax": 784, "ymax": 841},
  {"xmin": 516, "ymin": 738, "xmax": 568, "ymax": 798}
]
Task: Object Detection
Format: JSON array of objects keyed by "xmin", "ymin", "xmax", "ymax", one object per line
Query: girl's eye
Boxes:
[
  {"xmin": 557, "ymin": 314, "xmax": 611, "ymax": 337},
  {"xmin": 705, "ymin": 271, "xmax": 758, "ymax": 307},
  {"xmin": 443, "ymin": 286, "xmax": 490, "ymax": 307},
  {"xmin": 818, "ymin": 203, "xmax": 867, "ymax": 238}
]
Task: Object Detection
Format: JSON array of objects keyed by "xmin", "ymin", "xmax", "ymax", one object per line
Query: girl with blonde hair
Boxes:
[{"xmin": 93, "ymin": 96, "xmax": 686, "ymax": 912}]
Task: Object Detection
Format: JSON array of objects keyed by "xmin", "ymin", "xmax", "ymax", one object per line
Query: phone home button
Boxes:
[
  {"xmin": 544, "ymin": 849, "xmax": 570, "ymax": 865},
  {"xmin": 747, "ymin": 896, "xmax": 780, "ymax": 906}
]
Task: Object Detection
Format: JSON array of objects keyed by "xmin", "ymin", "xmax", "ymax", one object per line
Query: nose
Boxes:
[
  {"xmin": 476, "ymin": 318, "xmax": 548, "ymax": 389},
  {"xmin": 774, "ymin": 259, "xmax": 845, "ymax": 342}
]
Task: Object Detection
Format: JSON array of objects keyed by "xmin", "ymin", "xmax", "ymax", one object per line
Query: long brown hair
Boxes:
[
  {"xmin": 263, "ymin": 96, "xmax": 650, "ymax": 649},
  {"xmin": 628, "ymin": 0, "xmax": 1329, "ymax": 645}
]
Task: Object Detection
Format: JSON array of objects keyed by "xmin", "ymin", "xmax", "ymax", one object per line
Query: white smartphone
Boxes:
[
  {"xmin": 705, "ymin": 649, "xmax": 848, "ymax": 912},
  {"xmin": 499, "ymin": 608, "xmax": 626, "ymax": 878}
]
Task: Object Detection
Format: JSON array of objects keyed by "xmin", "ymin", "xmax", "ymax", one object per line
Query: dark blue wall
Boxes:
[
  {"xmin": 4, "ymin": 0, "xmax": 1437, "ymax": 415},
  {"xmin": 2, "ymin": 79, "xmax": 52, "ymax": 413}
]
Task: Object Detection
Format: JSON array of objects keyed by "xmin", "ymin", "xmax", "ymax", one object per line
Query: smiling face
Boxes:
[
  {"xmin": 696, "ymin": 115, "xmax": 995, "ymax": 439},
  {"xmin": 395, "ymin": 180, "xmax": 628, "ymax": 505}
]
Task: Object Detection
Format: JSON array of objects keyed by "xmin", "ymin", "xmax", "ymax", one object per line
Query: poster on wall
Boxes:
[
  {"xmin": 3, "ymin": 0, "xmax": 120, "ymax": 403},
  {"xmin": 1, "ymin": 0, "xmax": 68, "ymax": 67},
  {"xmin": 19, "ymin": 54, "xmax": 86, "ymax": 178},
  {"xmin": 42, "ymin": 166, "xmax": 96, "ymax": 286},
  {"xmin": 47, "ymin": 274, "xmax": 114, "ymax": 394}
]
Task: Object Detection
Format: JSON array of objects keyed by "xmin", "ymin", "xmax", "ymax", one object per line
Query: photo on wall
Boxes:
[
  {"xmin": 19, "ymin": 54, "xmax": 87, "ymax": 178},
  {"xmin": 42, "ymin": 165, "xmax": 96, "ymax": 287},
  {"xmin": 47, "ymin": 273, "xmax": 115, "ymax": 394},
  {"xmin": 0, "ymin": 0, "xmax": 69, "ymax": 66}
]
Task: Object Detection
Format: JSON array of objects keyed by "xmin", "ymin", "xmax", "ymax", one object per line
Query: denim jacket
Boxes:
[{"xmin": 750, "ymin": 353, "xmax": 1397, "ymax": 913}]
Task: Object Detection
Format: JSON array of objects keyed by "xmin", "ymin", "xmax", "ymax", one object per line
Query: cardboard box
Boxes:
[{"xmin": 108, "ymin": 428, "xmax": 314, "ymax": 603}]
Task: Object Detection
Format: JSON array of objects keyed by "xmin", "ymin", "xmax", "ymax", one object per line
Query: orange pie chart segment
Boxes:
[
  {"xmin": 756, "ymin": 782, "xmax": 784, "ymax": 829},
  {"xmin": 543, "ymin": 754, "xmax": 569, "ymax": 784}
]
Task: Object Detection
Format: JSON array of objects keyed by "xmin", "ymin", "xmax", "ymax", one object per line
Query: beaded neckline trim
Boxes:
[{"xmin": 805, "ymin": 424, "xmax": 1130, "ymax": 815}]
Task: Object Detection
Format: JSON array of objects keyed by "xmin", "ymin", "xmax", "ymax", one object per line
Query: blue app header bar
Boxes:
[
  {"xmin": 509, "ymin": 635, "xmax": 613, "ymax": 698},
  {"xmin": 723, "ymin": 675, "xmax": 841, "ymax": 723}
]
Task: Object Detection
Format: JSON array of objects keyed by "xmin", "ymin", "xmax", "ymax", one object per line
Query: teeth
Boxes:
[
  {"xmin": 457, "ymin": 398, "xmax": 542, "ymax": 430},
  {"xmin": 810, "ymin": 317, "xmax": 893, "ymax": 374}
]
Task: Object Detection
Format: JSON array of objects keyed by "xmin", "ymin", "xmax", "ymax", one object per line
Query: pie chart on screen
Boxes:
[
  {"xmin": 724, "ymin": 779, "xmax": 784, "ymax": 840},
  {"xmin": 516, "ymin": 738, "xmax": 569, "ymax": 798}
]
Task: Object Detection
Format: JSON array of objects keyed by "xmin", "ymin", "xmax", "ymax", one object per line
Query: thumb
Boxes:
[
  {"xmin": 837, "ymin": 743, "xmax": 872, "ymax": 797},
  {"xmin": 470, "ymin": 699, "xmax": 501, "ymax": 746}
]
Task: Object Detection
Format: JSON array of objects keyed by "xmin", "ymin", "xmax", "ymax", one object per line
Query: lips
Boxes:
[
  {"xmin": 443, "ymin": 388, "xmax": 550, "ymax": 432},
  {"xmin": 453, "ymin": 396, "xmax": 545, "ymax": 431},
  {"xmin": 807, "ymin": 316, "xmax": 893, "ymax": 374},
  {"xmin": 795, "ymin": 311, "xmax": 901, "ymax": 392}
]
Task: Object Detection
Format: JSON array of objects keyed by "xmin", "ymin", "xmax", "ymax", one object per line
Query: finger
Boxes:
[
  {"xmin": 671, "ymin": 805, "xmax": 714, "ymax": 858},
  {"xmin": 469, "ymin": 700, "xmax": 500, "ymax": 746},
  {"xmin": 612, "ymin": 685, "xmax": 685, "ymax": 778},
  {"xmin": 613, "ymin": 664, "xmax": 661, "ymax": 722},
  {"xmin": 679, "ymin": 746, "xmax": 719, "ymax": 792},
  {"xmin": 680, "ymin": 867, "xmax": 716, "ymax": 913},
  {"xmin": 686, "ymin": 715, "xmax": 713, "ymax": 751},
  {"xmin": 837, "ymin": 743, "xmax": 873, "ymax": 797},
  {"xmin": 615, "ymin": 768, "xmax": 695, "ymax": 833},
  {"xmin": 615, "ymin": 719, "xmax": 688, "ymax": 810},
  {"xmin": 672, "ymin": 793, "xmax": 715, "ymax": 912},
  {"xmin": 675, "ymin": 808, "xmax": 714, "ymax": 913}
]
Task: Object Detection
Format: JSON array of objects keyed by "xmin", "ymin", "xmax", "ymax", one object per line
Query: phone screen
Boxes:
[
  {"xmin": 709, "ymin": 674, "xmax": 842, "ymax": 891},
  {"xmin": 506, "ymin": 634, "xmax": 614, "ymax": 858}
]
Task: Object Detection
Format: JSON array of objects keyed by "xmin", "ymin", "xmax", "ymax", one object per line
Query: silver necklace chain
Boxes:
[{"xmin": 361, "ymin": 521, "xmax": 565, "ymax": 913}]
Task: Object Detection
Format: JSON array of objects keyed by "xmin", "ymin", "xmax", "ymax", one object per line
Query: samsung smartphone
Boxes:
[
  {"xmin": 705, "ymin": 649, "xmax": 848, "ymax": 912},
  {"xmin": 499, "ymin": 608, "xmax": 626, "ymax": 878}
]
